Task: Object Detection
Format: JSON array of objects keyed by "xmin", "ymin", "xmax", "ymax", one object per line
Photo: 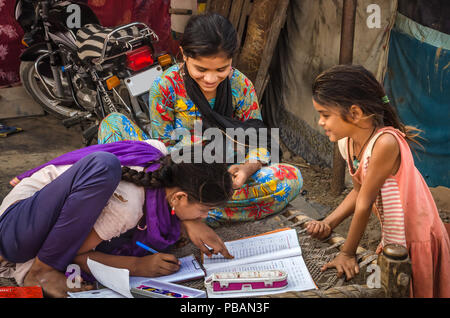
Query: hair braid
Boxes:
[{"xmin": 120, "ymin": 148, "xmax": 233, "ymax": 207}]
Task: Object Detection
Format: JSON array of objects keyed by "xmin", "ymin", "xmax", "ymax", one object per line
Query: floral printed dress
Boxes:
[
  {"xmin": 98, "ymin": 64, "xmax": 303, "ymax": 226},
  {"xmin": 0, "ymin": 0, "xmax": 24, "ymax": 87}
]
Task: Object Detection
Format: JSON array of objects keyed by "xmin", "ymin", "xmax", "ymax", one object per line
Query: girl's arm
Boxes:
[
  {"xmin": 340, "ymin": 133, "xmax": 400, "ymax": 256},
  {"xmin": 73, "ymin": 251, "xmax": 180, "ymax": 277},
  {"xmin": 74, "ymin": 229, "xmax": 180, "ymax": 277},
  {"xmin": 307, "ymin": 178, "xmax": 360, "ymax": 239},
  {"xmin": 233, "ymin": 73, "xmax": 262, "ymax": 122},
  {"xmin": 324, "ymin": 183, "xmax": 359, "ymax": 229}
]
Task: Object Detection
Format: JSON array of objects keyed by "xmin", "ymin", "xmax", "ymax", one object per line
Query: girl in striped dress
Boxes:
[{"xmin": 306, "ymin": 65, "xmax": 450, "ymax": 298}]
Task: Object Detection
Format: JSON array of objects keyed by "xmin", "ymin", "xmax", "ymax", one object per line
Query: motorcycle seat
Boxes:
[{"xmin": 75, "ymin": 24, "xmax": 140, "ymax": 64}]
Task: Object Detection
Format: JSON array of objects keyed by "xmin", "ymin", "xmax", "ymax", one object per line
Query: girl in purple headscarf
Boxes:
[{"xmin": 0, "ymin": 140, "xmax": 233, "ymax": 298}]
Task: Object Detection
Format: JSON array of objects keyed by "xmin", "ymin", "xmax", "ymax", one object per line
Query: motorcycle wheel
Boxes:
[{"xmin": 19, "ymin": 60, "xmax": 77, "ymax": 119}]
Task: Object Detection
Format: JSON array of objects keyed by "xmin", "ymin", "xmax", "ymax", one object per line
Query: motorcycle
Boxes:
[{"xmin": 14, "ymin": 0, "xmax": 174, "ymax": 144}]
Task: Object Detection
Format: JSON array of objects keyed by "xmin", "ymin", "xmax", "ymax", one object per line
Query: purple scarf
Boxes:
[{"xmin": 15, "ymin": 140, "xmax": 181, "ymax": 256}]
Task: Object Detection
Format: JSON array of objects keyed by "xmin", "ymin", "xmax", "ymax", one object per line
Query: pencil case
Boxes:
[{"xmin": 204, "ymin": 270, "xmax": 288, "ymax": 293}]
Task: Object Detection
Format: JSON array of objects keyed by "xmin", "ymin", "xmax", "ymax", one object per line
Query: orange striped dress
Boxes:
[
  {"xmin": 338, "ymin": 127, "xmax": 450, "ymax": 298},
  {"xmin": 374, "ymin": 177, "xmax": 407, "ymax": 248}
]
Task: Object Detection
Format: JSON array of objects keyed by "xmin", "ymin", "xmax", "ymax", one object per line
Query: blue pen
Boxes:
[{"xmin": 136, "ymin": 241, "xmax": 159, "ymax": 254}]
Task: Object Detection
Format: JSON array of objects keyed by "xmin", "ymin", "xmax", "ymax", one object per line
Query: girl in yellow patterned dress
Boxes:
[{"xmin": 98, "ymin": 13, "xmax": 303, "ymax": 226}]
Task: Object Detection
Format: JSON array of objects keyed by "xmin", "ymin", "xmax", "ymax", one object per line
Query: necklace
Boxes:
[{"xmin": 352, "ymin": 127, "xmax": 377, "ymax": 171}]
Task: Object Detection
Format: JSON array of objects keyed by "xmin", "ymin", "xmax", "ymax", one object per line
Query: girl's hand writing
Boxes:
[
  {"xmin": 136, "ymin": 253, "xmax": 180, "ymax": 277},
  {"xmin": 306, "ymin": 220, "xmax": 332, "ymax": 240},
  {"xmin": 321, "ymin": 252, "xmax": 359, "ymax": 281}
]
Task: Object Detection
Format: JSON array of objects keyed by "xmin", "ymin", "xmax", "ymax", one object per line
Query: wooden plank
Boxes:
[
  {"xmin": 234, "ymin": 0, "xmax": 252, "ymax": 63},
  {"xmin": 207, "ymin": 0, "xmax": 232, "ymax": 18},
  {"xmin": 261, "ymin": 72, "xmax": 270, "ymax": 99},
  {"xmin": 331, "ymin": 0, "xmax": 357, "ymax": 196},
  {"xmin": 237, "ymin": 0, "xmax": 252, "ymax": 39},
  {"xmin": 236, "ymin": 0, "xmax": 280, "ymax": 82},
  {"xmin": 228, "ymin": 0, "xmax": 246, "ymax": 30},
  {"xmin": 253, "ymin": 0, "xmax": 289, "ymax": 98}
]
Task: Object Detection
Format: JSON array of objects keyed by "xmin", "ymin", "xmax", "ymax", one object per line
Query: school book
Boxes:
[
  {"xmin": 129, "ymin": 254, "xmax": 204, "ymax": 286},
  {"xmin": 68, "ymin": 255, "xmax": 205, "ymax": 298},
  {"xmin": 202, "ymin": 228, "xmax": 317, "ymax": 297}
]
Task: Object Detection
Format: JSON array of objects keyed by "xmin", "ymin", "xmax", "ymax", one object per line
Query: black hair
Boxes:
[
  {"xmin": 180, "ymin": 12, "xmax": 238, "ymax": 59},
  {"xmin": 121, "ymin": 149, "xmax": 233, "ymax": 207},
  {"xmin": 312, "ymin": 64, "xmax": 422, "ymax": 147}
]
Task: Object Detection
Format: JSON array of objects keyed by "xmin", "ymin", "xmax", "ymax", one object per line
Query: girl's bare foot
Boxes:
[{"xmin": 23, "ymin": 257, "xmax": 95, "ymax": 298}]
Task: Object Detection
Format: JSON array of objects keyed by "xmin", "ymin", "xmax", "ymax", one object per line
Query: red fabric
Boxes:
[
  {"xmin": 0, "ymin": 0, "xmax": 179, "ymax": 87},
  {"xmin": 88, "ymin": 0, "xmax": 179, "ymax": 56},
  {"xmin": 0, "ymin": 286, "xmax": 43, "ymax": 298},
  {"xmin": 0, "ymin": 0, "xmax": 25, "ymax": 88}
]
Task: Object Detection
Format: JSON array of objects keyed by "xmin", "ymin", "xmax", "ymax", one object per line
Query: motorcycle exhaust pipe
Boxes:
[{"xmin": 62, "ymin": 112, "xmax": 92, "ymax": 128}]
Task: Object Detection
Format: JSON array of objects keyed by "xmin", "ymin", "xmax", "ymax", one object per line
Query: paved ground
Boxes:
[
  {"xmin": 0, "ymin": 94, "xmax": 329, "ymax": 289},
  {"xmin": 0, "ymin": 115, "xmax": 329, "ymax": 219},
  {"xmin": 0, "ymin": 114, "xmax": 85, "ymax": 202}
]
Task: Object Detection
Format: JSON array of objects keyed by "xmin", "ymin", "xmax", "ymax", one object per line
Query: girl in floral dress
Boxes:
[{"xmin": 98, "ymin": 13, "xmax": 303, "ymax": 226}]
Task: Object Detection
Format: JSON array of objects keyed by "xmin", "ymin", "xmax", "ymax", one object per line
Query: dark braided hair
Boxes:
[{"xmin": 121, "ymin": 152, "xmax": 233, "ymax": 207}]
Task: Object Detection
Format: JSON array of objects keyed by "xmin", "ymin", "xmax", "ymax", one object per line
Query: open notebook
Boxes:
[{"xmin": 202, "ymin": 228, "xmax": 317, "ymax": 297}]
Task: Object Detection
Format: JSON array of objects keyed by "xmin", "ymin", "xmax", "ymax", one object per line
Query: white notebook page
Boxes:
[
  {"xmin": 206, "ymin": 256, "xmax": 317, "ymax": 297},
  {"xmin": 203, "ymin": 229, "xmax": 302, "ymax": 273}
]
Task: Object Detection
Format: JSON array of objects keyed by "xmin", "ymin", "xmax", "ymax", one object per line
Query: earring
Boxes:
[{"xmin": 171, "ymin": 207, "xmax": 176, "ymax": 215}]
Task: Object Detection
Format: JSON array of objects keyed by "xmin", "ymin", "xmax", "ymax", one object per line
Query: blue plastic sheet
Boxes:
[{"xmin": 384, "ymin": 14, "xmax": 450, "ymax": 187}]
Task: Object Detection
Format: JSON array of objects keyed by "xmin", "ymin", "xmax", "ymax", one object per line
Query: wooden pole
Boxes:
[
  {"xmin": 253, "ymin": 0, "xmax": 289, "ymax": 98},
  {"xmin": 378, "ymin": 244, "xmax": 412, "ymax": 298},
  {"xmin": 331, "ymin": 0, "xmax": 357, "ymax": 195},
  {"xmin": 206, "ymin": 0, "xmax": 232, "ymax": 18},
  {"xmin": 236, "ymin": 0, "xmax": 279, "ymax": 83}
]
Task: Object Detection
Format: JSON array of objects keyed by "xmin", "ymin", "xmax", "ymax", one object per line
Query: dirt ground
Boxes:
[{"xmin": 1, "ymin": 113, "xmax": 449, "ymax": 255}]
